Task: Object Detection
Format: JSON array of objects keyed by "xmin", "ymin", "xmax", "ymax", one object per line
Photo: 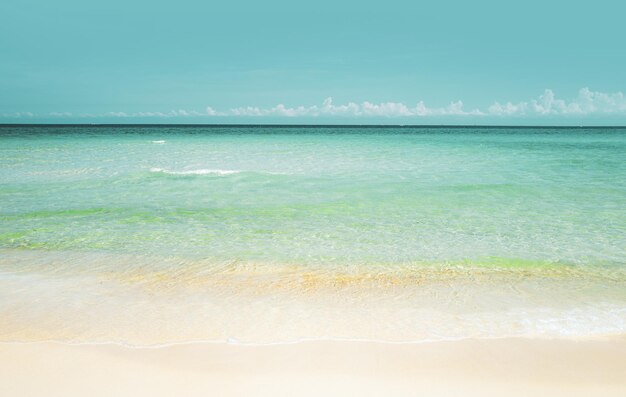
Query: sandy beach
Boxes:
[{"xmin": 1, "ymin": 337, "xmax": 625, "ymax": 397}]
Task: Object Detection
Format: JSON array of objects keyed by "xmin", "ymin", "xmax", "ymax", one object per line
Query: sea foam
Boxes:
[{"xmin": 150, "ymin": 168, "xmax": 240, "ymax": 176}]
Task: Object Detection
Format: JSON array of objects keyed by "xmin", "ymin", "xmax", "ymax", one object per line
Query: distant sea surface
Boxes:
[{"xmin": 1, "ymin": 126, "xmax": 625, "ymax": 345}]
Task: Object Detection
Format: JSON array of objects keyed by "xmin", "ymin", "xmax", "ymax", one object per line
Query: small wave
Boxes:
[
  {"xmin": 151, "ymin": 140, "xmax": 166, "ymax": 144},
  {"xmin": 150, "ymin": 168, "xmax": 240, "ymax": 176}
]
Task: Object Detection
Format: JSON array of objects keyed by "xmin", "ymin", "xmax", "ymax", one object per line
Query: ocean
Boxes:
[{"xmin": 1, "ymin": 125, "xmax": 625, "ymax": 345}]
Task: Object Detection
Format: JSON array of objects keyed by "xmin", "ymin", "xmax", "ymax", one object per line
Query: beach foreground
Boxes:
[{"xmin": 2, "ymin": 338, "xmax": 625, "ymax": 397}]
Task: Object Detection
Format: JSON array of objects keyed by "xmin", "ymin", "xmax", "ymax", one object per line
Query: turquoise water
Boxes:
[
  {"xmin": 0, "ymin": 126, "xmax": 625, "ymax": 344},
  {"xmin": 2, "ymin": 126, "xmax": 625, "ymax": 265}
]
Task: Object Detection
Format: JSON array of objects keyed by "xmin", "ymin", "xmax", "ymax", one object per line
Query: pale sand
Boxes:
[{"xmin": 1, "ymin": 338, "xmax": 625, "ymax": 397}]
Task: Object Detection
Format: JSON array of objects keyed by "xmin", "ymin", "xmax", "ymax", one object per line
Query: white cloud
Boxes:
[
  {"xmin": 206, "ymin": 106, "xmax": 220, "ymax": 116},
  {"xmin": 135, "ymin": 112, "xmax": 167, "ymax": 117},
  {"xmin": 1, "ymin": 111, "xmax": 35, "ymax": 118},
  {"xmin": 488, "ymin": 102, "xmax": 528, "ymax": 116},
  {"xmin": 2, "ymin": 88, "xmax": 625, "ymax": 120},
  {"xmin": 228, "ymin": 97, "xmax": 484, "ymax": 118},
  {"xmin": 105, "ymin": 109, "xmax": 204, "ymax": 118},
  {"xmin": 107, "ymin": 111, "xmax": 129, "ymax": 117},
  {"xmin": 171, "ymin": 109, "xmax": 204, "ymax": 117},
  {"xmin": 488, "ymin": 88, "xmax": 626, "ymax": 116}
]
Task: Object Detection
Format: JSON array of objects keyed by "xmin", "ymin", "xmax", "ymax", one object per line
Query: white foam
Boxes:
[
  {"xmin": 151, "ymin": 140, "xmax": 166, "ymax": 144},
  {"xmin": 150, "ymin": 167, "xmax": 240, "ymax": 176}
]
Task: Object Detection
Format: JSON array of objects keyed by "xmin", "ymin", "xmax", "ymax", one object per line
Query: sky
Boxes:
[{"xmin": 1, "ymin": 0, "xmax": 625, "ymax": 125}]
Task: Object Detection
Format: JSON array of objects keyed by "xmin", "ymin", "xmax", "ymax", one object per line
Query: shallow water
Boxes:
[{"xmin": 1, "ymin": 126, "xmax": 625, "ymax": 344}]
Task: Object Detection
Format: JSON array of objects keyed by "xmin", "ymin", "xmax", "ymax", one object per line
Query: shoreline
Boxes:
[
  {"xmin": 1, "ymin": 332, "xmax": 625, "ymax": 348},
  {"xmin": 2, "ymin": 337, "xmax": 625, "ymax": 397},
  {"xmin": 3, "ymin": 249, "xmax": 625, "ymax": 345}
]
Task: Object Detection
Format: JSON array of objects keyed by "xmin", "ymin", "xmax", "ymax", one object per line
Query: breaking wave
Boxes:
[{"xmin": 150, "ymin": 168, "xmax": 241, "ymax": 176}]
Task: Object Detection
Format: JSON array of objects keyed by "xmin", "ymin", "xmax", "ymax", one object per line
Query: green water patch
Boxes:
[
  {"xmin": 0, "ymin": 231, "xmax": 30, "ymax": 244},
  {"xmin": 436, "ymin": 257, "xmax": 626, "ymax": 280},
  {"xmin": 0, "ymin": 207, "xmax": 179, "ymax": 224},
  {"xmin": 453, "ymin": 257, "xmax": 564, "ymax": 269},
  {"xmin": 0, "ymin": 207, "xmax": 118, "ymax": 220},
  {"xmin": 0, "ymin": 248, "xmax": 623, "ymax": 287}
]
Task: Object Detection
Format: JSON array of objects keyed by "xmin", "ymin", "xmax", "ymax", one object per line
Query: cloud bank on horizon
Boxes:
[{"xmin": 3, "ymin": 88, "xmax": 626, "ymax": 120}]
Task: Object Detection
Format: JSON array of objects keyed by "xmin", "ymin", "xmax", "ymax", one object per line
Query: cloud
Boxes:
[
  {"xmin": 223, "ymin": 88, "xmax": 626, "ymax": 118},
  {"xmin": 488, "ymin": 88, "xmax": 626, "ymax": 116},
  {"xmin": 104, "ymin": 109, "xmax": 205, "ymax": 118},
  {"xmin": 170, "ymin": 109, "xmax": 204, "ymax": 117},
  {"xmin": 107, "ymin": 112, "xmax": 129, "ymax": 117},
  {"xmin": 2, "ymin": 88, "xmax": 625, "ymax": 120},
  {"xmin": 228, "ymin": 97, "xmax": 484, "ymax": 117},
  {"xmin": 206, "ymin": 107, "xmax": 220, "ymax": 116},
  {"xmin": 0, "ymin": 111, "xmax": 34, "ymax": 118},
  {"xmin": 488, "ymin": 102, "xmax": 528, "ymax": 116}
]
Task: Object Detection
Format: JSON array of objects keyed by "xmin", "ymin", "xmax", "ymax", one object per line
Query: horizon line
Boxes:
[{"xmin": 1, "ymin": 123, "xmax": 626, "ymax": 129}]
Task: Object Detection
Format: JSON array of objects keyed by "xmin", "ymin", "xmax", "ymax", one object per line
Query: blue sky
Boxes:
[{"xmin": 1, "ymin": 0, "xmax": 625, "ymax": 124}]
